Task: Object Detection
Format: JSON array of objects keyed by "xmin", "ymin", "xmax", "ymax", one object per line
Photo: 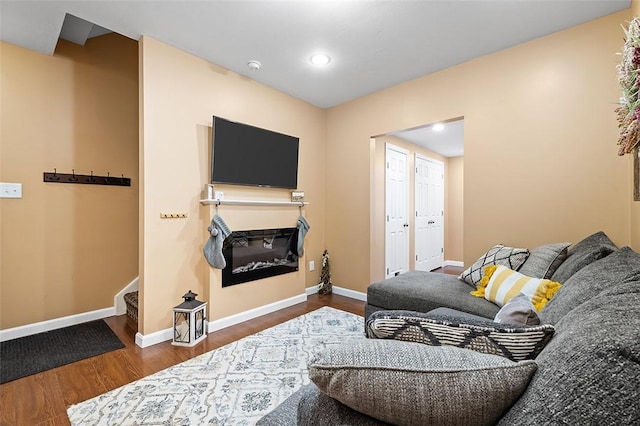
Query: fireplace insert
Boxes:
[{"xmin": 222, "ymin": 227, "xmax": 299, "ymax": 287}]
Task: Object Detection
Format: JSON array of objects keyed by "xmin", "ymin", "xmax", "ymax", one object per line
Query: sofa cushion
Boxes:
[
  {"xmin": 427, "ymin": 307, "xmax": 490, "ymax": 322},
  {"xmin": 295, "ymin": 383, "xmax": 389, "ymax": 425},
  {"xmin": 257, "ymin": 383, "xmax": 387, "ymax": 426},
  {"xmin": 550, "ymin": 231, "xmax": 617, "ymax": 283},
  {"xmin": 540, "ymin": 247, "xmax": 640, "ymax": 325},
  {"xmin": 256, "ymin": 384, "xmax": 309, "ymax": 426},
  {"xmin": 309, "ymin": 339, "xmax": 537, "ymax": 426},
  {"xmin": 499, "ymin": 280, "xmax": 640, "ymax": 425},
  {"xmin": 366, "ymin": 271, "xmax": 500, "ymax": 319},
  {"xmin": 494, "ymin": 293, "xmax": 541, "ymax": 325},
  {"xmin": 459, "ymin": 244, "xmax": 530, "ymax": 287},
  {"xmin": 471, "ymin": 265, "xmax": 562, "ymax": 311},
  {"xmin": 518, "ymin": 242, "xmax": 571, "ymax": 279},
  {"xmin": 365, "ymin": 310, "xmax": 554, "ymax": 361}
]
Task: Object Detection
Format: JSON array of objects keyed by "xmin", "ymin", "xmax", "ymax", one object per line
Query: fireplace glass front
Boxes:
[{"xmin": 222, "ymin": 227, "xmax": 298, "ymax": 287}]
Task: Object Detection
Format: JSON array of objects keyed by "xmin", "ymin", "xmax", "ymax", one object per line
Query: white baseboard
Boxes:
[
  {"xmin": 0, "ymin": 307, "xmax": 116, "ymax": 342},
  {"xmin": 305, "ymin": 284, "xmax": 366, "ymax": 302},
  {"xmin": 444, "ymin": 260, "xmax": 464, "ymax": 268},
  {"xmin": 114, "ymin": 277, "xmax": 139, "ymax": 315},
  {"xmin": 208, "ymin": 294, "xmax": 307, "ymax": 332},
  {"xmin": 135, "ymin": 328, "xmax": 173, "ymax": 348},
  {"xmin": 332, "ymin": 286, "xmax": 367, "ymax": 301},
  {"xmin": 134, "ymin": 287, "xmax": 370, "ymax": 349},
  {"xmin": 134, "ymin": 293, "xmax": 308, "ymax": 348}
]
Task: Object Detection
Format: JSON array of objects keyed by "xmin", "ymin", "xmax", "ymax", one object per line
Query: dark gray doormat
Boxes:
[{"xmin": 0, "ymin": 319, "xmax": 125, "ymax": 384}]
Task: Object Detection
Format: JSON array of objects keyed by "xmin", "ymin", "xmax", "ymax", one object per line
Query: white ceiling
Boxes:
[
  {"xmin": 390, "ymin": 119, "xmax": 465, "ymax": 158},
  {"xmin": 0, "ymin": 1, "xmax": 629, "ymax": 156}
]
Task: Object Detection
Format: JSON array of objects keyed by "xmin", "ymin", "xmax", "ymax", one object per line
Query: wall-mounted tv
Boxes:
[{"xmin": 211, "ymin": 116, "xmax": 299, "ymax": 189}]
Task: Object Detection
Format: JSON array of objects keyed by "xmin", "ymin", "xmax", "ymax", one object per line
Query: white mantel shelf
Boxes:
[{"xmin": 200, "ymin": 199, "xmax": 309, "ymax": 207}]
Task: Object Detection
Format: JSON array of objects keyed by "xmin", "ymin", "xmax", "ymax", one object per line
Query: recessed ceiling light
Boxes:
[
  {"xmin": 432, "ymin": 123, "xmax": 445, "ymax": 132},
  {"xmin": 310, "ymin": 54, "xmax": 331, "ymax": 66},
  {"xmin": 247, "ymin": 60, "xmax": 261, "ymax": 71}
]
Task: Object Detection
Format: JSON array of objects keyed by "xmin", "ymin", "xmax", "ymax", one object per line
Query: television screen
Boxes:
[{"xmin": 211, "ymin": 116, "xmax": 299, "ymax": 189}]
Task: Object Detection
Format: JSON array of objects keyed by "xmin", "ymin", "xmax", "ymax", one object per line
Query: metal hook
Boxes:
[
  {"xmin": 70, "ymin": 168, "xmax": 78, "ymax": 182},
  {"xmin": 49, "ymin": 168, "xmax": 60, "ymax": 181},
  {"xmin": 88, "ymin": 170, "xmax": 95, "ymax": 183}
]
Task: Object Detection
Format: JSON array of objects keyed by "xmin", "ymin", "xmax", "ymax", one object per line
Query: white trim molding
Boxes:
[
  {"xmin": 444, "ymin": 260, "xmax": 464, "ymax": 268},
  {"xmin": 0, "ymin": 307, "xmax": 116, "ymax": 342},
  {"xmin": 331, "ymin": 286, "xmax": 367, "ymax": 301},
  {"xmin": 305, "ymin": 284, "xmax": 366, "ymax": 301},
  {"xmin": 134, "ymin": 293, "xmax": 308, "ymax": 348},
  {"xmin": 135, "ymin": 328, "xmax": 173, "ymax": 348},
  {"xmin": 114, "ymin": 276, "xmax": 139, "ymax": 315},
  {"xmin": 208, "ymin": 294, "xmax": 307, "ymax": 332}
]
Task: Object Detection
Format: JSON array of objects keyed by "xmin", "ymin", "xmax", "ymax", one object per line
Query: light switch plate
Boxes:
[{"xmin": 0, "ymin": 182, "xmax": 22, "ymax": 198}]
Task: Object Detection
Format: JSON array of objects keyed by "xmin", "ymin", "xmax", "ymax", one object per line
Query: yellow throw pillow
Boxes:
[{"xmin": 470, "ymin": 265, "xmax": 562, "ymax": 311}]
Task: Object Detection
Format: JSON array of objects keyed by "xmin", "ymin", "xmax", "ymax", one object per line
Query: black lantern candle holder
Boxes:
[{"xmin": 172, "ymin": 290, "xmax": 207, "ymax": 347}]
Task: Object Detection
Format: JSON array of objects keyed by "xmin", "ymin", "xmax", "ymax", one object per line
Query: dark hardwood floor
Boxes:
[
  {"xmin": 0, "ymin": 293, "xmax": 364, "ymax": 426},
  {"xmin": 0, "ymin": 266, "xmax": 462, "ymax": 426}
]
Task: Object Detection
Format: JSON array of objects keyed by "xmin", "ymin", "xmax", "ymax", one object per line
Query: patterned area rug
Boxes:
[{"xmin": 67, "ymin": 306, "xmax": 364, "ymax": 425}]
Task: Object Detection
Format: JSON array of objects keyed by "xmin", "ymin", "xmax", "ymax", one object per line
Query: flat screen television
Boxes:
[{"xmin": 211, "ymin": 116, "xmax": 299, "ymax": 189}]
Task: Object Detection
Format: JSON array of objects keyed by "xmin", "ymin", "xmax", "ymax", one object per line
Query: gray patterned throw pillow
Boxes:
[
  {"xmin": 459, "ymin": 244, "xmax": 530, "ymax": 287},
  {"xmin": 518, "ymin": 242, "xmax": 571, "ymax": 279},
  {"xmin": 366, "ymin": 310, "xmax": 554, "ymax": 361},
  {"xmin": 309, "ymin": 339, "xmax": 537, "ymax": 426}
]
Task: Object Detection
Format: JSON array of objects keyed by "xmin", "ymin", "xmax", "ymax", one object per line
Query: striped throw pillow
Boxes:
[
  {"xmin": 366, "ymin": 310, "xmax": 555, "ymax": 361},
  {"xmin": 471, "ymin": 265, "xmax": 562, "ymax": 311}
]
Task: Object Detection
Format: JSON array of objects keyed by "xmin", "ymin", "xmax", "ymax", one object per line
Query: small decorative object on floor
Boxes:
[
  {"xmin": 318, "ymin": 249, "xmax": 333, "ymax": 295},
  {"xmin": 172, "ymin": 290, "xmax": 207, "ymax": 347}
]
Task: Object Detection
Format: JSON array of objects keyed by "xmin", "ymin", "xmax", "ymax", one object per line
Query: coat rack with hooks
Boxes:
[{"xmin": 43, "ymin": 169, "xmax": 131, "ymax": 186}]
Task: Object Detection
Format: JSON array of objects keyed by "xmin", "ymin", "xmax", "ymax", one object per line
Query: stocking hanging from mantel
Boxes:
[
  {"xmin": 295, "ymin": 215, "xmax": 310, "ymax": 257},
  {"xmin": 203, "ymin": 214, "xmax": 232, "ymax": 269}
]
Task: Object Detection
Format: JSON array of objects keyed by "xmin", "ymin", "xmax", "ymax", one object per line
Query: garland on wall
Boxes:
[{"xmin": 617, "ymin": 17, "xmax": 640, "ymax": 156}]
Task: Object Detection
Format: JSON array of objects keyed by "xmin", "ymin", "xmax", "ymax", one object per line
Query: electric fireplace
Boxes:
[{"xmin": 222, "ymin": 227, "xmax": 299, "ymax": 287}]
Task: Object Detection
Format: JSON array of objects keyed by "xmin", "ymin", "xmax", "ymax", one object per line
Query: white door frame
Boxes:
[
  {"xmin": 385, "ymin": 143, "xmax": 410, "ymax": 278},
  {"xmin": 414, "ymin": 154, "xmax": 444, "ymax": 271}
]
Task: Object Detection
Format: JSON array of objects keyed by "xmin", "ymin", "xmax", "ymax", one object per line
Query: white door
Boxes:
[
  {"xmin": 385, "ymin": 144, "xmax": 409, "ymax": 278},
  {"xmin": 415, "ymin": 155, "xmax": 444, "ymax": 271}
]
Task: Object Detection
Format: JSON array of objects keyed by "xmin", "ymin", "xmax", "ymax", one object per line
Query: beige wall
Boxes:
[
  {"xmin": 326, "ymin": 10, "xmax": 635, "ymax": 294},
  {"xmin": 370, "ymin": 134, "xmax": 463, "ymax": 282},
  {"xmin": 139, "ymin": 37, "xmax": 325, "ymax": 335},
  {"xmin": 446, "ymin": 156, "xmax": 464, "ymax": 262},
  {"xmin": 3, "ymin": 8, "xmax": 638, "ymax": 335},
  {"xmin": 0, "ymin": 35, "xmax": 139, "ymax": 329}
]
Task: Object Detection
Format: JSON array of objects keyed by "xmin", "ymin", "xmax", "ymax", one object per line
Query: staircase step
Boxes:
[{"xmin": 124, "ymin": 291, "xmax": 138, "ymax": 331}]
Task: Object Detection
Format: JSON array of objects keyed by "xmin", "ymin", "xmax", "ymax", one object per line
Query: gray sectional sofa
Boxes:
[{"xmin": 259, "ymin": 231, "xmax": 640, "ymax": 425}]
